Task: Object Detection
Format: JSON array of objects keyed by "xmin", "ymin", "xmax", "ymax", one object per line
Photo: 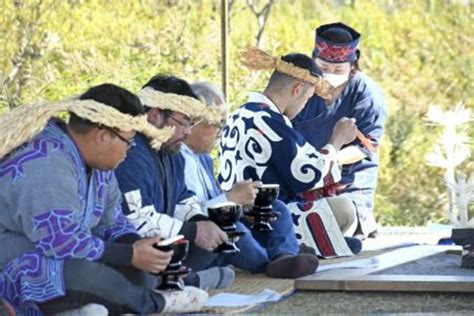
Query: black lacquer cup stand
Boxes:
[{"xmin": 244, "ymin": 184, "xmax": 281, "ymax": 232}]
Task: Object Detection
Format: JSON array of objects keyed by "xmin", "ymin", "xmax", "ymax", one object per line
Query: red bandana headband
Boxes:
[{"xmin": 313, "ymin": 22, "xmax": 360, "ymax": 63}]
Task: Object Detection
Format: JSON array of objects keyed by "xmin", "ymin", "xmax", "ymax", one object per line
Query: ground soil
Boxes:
[{"xmin": 260, "ymin": 252, "xmax": 474, "ymax": 313}]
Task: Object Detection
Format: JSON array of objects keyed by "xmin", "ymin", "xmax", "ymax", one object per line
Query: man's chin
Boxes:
[{"xmin": 162, "ymin": 141, "xmax": 182, "ymax": 154}]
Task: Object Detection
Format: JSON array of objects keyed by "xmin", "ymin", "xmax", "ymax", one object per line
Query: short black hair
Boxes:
[
  {"xmin": 143, "ymin": 75, "xmax": 198, "ymax": 98},
  {"xmin": 141, "ymin": 75, "xmax": 199, "ymax": 112},
  {"xmin": 282, "ymin": 53, "xmax": 321, "ymax": 77},
  {"xmin": 268, "ymin": 53, "xmax": 321, "ymax": 87},
  {"xmin": 69, "ymin": 83, "xmax": 144, "ymax": 133}
]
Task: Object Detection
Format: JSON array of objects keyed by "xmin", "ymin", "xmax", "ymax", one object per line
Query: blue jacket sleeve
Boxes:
[{"xmin": 350, "ymin": 76, "xmax": 387, "ymax": 159}]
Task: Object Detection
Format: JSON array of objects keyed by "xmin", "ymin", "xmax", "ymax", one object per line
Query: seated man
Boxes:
[
  {"xmin": 293, "ymin": 23, "xmax": 387, "ymax": 238},
  {"xmin": 218, "ymin": 49, "xmax": 361, "ymax": 258},
  {"xmin": 115, "ymin": 75, "xmax": 234, "ymax": 288},
  {"xmin": 181, "ymin": 81, "xmax": 320, "ymax": 278},
  {"xmin": 0, "ymin": 84, "xmax": 207, "ymax": 315},
  {"xmin": 451, "ymin": 229, "xmax": 474, "ymax": 269},
  {"xmin": 181, "ymin": 82, "xmax": 259, "ymax": 210}
]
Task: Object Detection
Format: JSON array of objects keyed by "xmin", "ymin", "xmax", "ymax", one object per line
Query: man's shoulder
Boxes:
[
  {"xmin": 241, "ymin": 101, "xmax": 274, "ymax": 112},
  {"xmin": 351, "ymin": 72, "xmax": 384, "ymax": 101},
  {"xmin": 115, "ymin": 135, "xmax": 156, "ymax": 180},
  {"xmin": 1, "ymin": 120, "xmax": 77, "ymax": 173},
  {"xmin": 231, "ymin": 102, "xmax": 285, "ymax": 123}
]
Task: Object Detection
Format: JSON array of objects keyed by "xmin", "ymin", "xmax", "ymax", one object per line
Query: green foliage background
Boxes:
[{"xmin": 1, "ymin": 0, "xmax": 473, "ymax": 226}]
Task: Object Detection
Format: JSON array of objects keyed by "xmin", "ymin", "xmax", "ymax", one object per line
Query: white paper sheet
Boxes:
[
  {"xmin": 317, "ymin": 257, "xmax": 380, "ymax": 272},
  {"xmin": 205, "ymin": 288, "xmax": 283, "ymax": 307}
]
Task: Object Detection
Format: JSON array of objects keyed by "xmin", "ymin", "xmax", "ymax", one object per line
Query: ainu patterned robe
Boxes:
[
  {"xmin": 0, "ymin": 120, "xmax": 136, "ymax": 314},
  {"xmin": 218, "ymin": 92, "xmax": 352, "ymax": 258}
]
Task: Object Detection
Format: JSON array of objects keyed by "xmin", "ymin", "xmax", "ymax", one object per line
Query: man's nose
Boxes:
[{"xmin": 183, "ymin": 125, "xmax": 192, "ymax": 136}]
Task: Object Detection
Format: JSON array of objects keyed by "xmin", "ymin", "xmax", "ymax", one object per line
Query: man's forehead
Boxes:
[
  {"xmin": 171, "ymin": 110, "xmax": 190, "ymax": 121},
  {"xmin": 315, "ymin": 58, "xmax": 350, "ymax": 68}
]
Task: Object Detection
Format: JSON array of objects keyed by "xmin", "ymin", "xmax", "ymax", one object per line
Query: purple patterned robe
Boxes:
[{"xmin": 0, "ymin": 120, "xmax": 136, "ymax": 314}]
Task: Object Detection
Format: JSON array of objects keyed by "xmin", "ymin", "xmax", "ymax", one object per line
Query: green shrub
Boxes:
[{"xmin": 1, "ymin": 0, "xmax": 472, "ymax": 226}]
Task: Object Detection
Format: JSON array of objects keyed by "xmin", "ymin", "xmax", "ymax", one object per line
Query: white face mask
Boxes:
[{"xmin": 322, "ymin": 72, "xmax": 350, "ymax": 88}]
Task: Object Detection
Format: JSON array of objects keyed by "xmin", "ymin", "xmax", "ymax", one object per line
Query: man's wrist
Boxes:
[
  {"xmin": 328, "ymin": 139, "xmax": 343, "ymax": 151},
  {"xmin": 224, "ymin": 190, "xmax": 234, "ymax": 202}
]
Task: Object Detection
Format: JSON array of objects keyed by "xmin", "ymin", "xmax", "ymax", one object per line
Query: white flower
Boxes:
[
  {"xmin": 446, "ymin": 172, "xmax": 474, "ymax": 227},
  {"xmin": 426, "ymin": 103, "xmax": 472, "ymax": 127}
]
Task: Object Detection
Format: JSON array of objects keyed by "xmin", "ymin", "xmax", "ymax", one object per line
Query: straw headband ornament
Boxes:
[
  {"xmin": 138, "ymin": 87, "xmax": 224, "ymax": 125},
  {"xmin": 240, "ymin": 46, "xmax": 334, "ymax": 99},
  {"xmin": 0, "ymin": 98, "xmax": 174, "ymax": 158}
]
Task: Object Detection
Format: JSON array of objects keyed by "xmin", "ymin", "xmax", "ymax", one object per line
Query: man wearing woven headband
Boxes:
[
  {"xmin": 293, "ymin": 22, "xmax": 387, "ymax": 238},
  {"xmin": 182, "ymin": 82, "xmax": 260, "ymax": 211},
  {"xmin": 0, "ymin": 84, "xmax": 207, "ymax": 314},
  {"xmin": 219, "ymin": 51, "xmax": 364, "ymax": 272},
  {"xmin": 182, "ymin": 82, "xmax": 303, "ymax": 277},
  {"xmin": 116, "ymin": 75, "xmax": 235, "ymax": 290}
]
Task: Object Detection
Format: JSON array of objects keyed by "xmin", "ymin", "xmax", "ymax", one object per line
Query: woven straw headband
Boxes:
[
  {"xmin": 138, "ymin": 87, "xmax": 224, "ymax": 125},
  {"xmin": 240, "ymin": 46, "xmax": 334, "ymax": 99},
  {"xmin": 0, "ymin": 98, "xmax": 174, "ymax": 158}
]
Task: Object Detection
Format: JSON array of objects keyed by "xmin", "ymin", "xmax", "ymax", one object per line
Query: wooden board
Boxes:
[
  {"xmin": 315, "ymin": 245, "xmax": 452, "ymax": 277},
  {"xmin": 296, "ymin": 275, "xmax": 474, "ymax": 292},
  {"xmin": 295, "ymin": 245, "xmax": 474, "ymax": 293}
]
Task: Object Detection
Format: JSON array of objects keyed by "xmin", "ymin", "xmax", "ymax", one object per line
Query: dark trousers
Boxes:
[
  {"xmin": 214, "ymin": 199, "xmax": 299, "ymax": 273},
  {"xmin": 183, "ymin": 242, "xmax": 219, "ymax": 271},
  {"xmin": 38, "ymin": 259, "xmax": 165, "ymax": 315}
]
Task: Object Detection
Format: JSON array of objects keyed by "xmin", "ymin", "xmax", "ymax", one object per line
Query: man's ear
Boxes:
[
  {"xmin": 148, "ymin": 108, "xmax": 166, "ymax": 127},
  {"xmin": 94, "ymin": 127, "xmax": 110, "ymax": 144},
  {"xmin": 291, "ymin": 81, "xmax": 305, "ymax": 97}
]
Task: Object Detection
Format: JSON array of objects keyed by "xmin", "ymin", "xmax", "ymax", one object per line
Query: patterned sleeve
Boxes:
[
  {"xmin": 219, "ymin": 107, "xmax": 341, "ymax": 197},
  {"xmin": 6, "ymin": 145, "xmax": 104, "ymax": 261},
  {"xmin": 262, "ymin": 114, "xmax": 341, "ymax": 194},
  {"xmin": 121, "ymin": 189, "xmax": 184, "ymax": 238},
  {"xmin": 92, "ymin": 172, "xmax": 138, "ymax": 242},
  {"xmin": 175, "ymin": 195, "xmax": 207, "ymax": 221}
]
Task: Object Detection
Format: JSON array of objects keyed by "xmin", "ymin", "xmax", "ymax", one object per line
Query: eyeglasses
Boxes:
[
  {"xmin": 210, "ymin": 119, "xmax": 226, "ymax": 130},
  {"xmin": 167, "ymin": 114, "xmax": 196, "ymax": 129},
  {"xmin": 106, "ymin": 128, "xmax": 136, "ymax": 149}
]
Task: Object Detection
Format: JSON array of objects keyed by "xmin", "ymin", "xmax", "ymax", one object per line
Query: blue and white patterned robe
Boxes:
[
  {"xmin": 218, "ymin": 92, "xmax": 341, "ymax": 199},
  {"xmin": 218, "ymin": 92, "xmax": 353, "ymax": 258},
  {"xmin": 0, "ymin": 120, "xmax": 137, "ymax": 314}
]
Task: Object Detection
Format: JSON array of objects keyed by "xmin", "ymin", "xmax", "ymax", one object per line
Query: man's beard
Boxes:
[{"xmin": 161, "ymin": 138, "xmax": 184, "ymax": 154}]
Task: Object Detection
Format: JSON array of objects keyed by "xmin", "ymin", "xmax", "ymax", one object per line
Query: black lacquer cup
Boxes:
[
  {"xmin": 154, "ymin": 236, "xmax": 191, "ymax": 290},
  {"xmin": 208, "ymin": 202, "xmax": 246, "ymax": 253}
]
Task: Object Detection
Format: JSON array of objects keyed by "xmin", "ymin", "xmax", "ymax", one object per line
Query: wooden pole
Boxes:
[{"xmin": 221, "ymin": 0, "xmax": 229, "ymax": 99}]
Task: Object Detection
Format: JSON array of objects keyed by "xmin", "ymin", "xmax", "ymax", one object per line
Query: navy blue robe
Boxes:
[
  {"xmin": 115, "ymin": 134, "xmax": 203, "ymax": 239},
  {"xmin": 293, "ymin": 72, "xmax": 387, "ymax": 235}
]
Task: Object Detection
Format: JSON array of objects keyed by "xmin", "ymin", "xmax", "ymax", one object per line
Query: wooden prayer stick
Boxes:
[{"xmin": 356, "ymin": 128, "xmax": 377, "ymax": 153}]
